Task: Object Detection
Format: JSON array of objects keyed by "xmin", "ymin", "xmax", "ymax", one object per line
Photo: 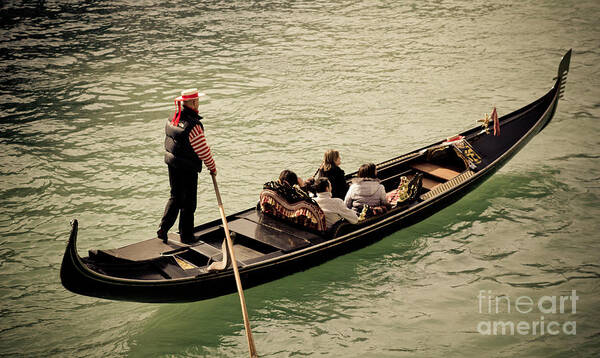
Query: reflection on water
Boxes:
[{"xmin": 1, "ymin": 0, "xmax": 599, "ymax": 357}]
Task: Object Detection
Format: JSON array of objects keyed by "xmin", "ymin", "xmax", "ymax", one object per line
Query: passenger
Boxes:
[
  {"xmin": 261, "ymin": 170, "xmax": 326, "ymax": 231},
  {"xmin": 263, "ymin": 169, "xmax": 312, "ymax": 204},
  {"xmin": 280, "ymin": 169, "xmax": 320, "ymax": 196},
  {"xmin": 312, "ymin": 177, "xmax": 358, "ymax": 229},
  {"xmin": 344, "ymin": 163, "xmax": 391, "ymax": 214},
  {"xmin": 279, "ymin": 169, "xmax": 304, "ymax": 188},
  {"xmin": 316, "ymin": 149, "xmax": 348, "ymax": 200}
]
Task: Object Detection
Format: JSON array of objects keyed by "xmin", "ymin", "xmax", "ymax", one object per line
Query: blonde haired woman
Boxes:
[{"xmin": 316, "ymin": 149, "xmax": 348, "ymax": 200}]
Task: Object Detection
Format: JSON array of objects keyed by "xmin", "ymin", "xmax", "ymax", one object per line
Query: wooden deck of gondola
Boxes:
[
  {"xmin": 411, "ymin": 162, "xmax": 461, "ymax": 181},
  {"xmin": 227, "ymin": 217, "xmax": 310, "ymax": 252},
  {"xmin": 90, "ymin": 206, "xmax": 332, "ymax": 272},
  {"xmin": 241, "ymin": 211, "xmax": 327, "ymax": 242},
  {"xmin": 90, "ymin": 235, "xmax": 184, "ymax": 262}
]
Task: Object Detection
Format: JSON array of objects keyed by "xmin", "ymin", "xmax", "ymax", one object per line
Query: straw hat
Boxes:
[
  {"xmin": 171, "ymin": 88, "xmax": 206, "ymax": 125},
  {"xmin": 175, "ymin": 88, "xmax": 206, "ymax": 102}
]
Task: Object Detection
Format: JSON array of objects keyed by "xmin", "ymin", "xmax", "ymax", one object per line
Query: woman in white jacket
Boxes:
[
  {"xmin": 344, "ymin": 163, "xmax": 391, "ymax": 214},
  {"xmin": 313, "ymin": 178, "xmax": 359, "ymax": 229}
]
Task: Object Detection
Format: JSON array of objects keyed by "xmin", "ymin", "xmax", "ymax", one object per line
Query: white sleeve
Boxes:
[{"xmin": 337, "ymin": 199, "xmax": 358, "ymax": 224}]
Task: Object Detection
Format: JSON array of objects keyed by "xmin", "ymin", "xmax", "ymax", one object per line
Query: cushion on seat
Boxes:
[{"xmin": 259, "ymin": 189, "xmax": 327, "ymax": 232}]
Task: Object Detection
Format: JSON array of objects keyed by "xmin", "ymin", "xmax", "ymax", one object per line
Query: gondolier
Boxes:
[{"xmin": 157, "ymin": 88, "xmax": 217, "ymax": 243}]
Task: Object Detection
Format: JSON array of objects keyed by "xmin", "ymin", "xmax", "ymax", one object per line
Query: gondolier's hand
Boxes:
[{"xmin": 210, "ymin": 169, "xmax": 217, "ymax": 176}]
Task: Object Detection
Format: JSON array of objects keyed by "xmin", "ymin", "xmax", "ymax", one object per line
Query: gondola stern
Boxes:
[
  {"xmin": 67, "ymin": 219, "xmax": 79, "ymax": 248},
  {"xmin": 60, "ymin": 219, "xmax": 86, "ymax": 294}
]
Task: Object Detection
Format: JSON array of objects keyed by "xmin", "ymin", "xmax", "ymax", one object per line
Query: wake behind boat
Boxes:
[{"xmin": 60, "ymin": 50, "xmax": 571, "ymax": 303}]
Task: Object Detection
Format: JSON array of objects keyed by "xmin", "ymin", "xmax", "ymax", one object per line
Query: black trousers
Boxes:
[{"xmin": 159, "ymin": 166, "xmax": 198, "ymax": 239}]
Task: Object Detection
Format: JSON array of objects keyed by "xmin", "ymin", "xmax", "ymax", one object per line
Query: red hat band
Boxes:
[{"xmin": 171, "ymin": 89, "xmax": 203, "ymax": 125}]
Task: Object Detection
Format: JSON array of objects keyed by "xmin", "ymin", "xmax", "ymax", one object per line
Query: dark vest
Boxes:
[{"xmin": 164, "ymin": 108, "xmax": 204, "ymax": 173}]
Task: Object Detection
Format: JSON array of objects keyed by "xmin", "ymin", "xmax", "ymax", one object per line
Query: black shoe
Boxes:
[
  {"xmin": 157, "ymin": 229, "xmax": 168, "ymax": 243},
  {"xmin": 180, "ymin": 235, "xmax": 199, "ymax": 244}
]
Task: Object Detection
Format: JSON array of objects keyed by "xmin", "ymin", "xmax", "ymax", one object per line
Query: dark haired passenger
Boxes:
[
  {"xmin": 312, "ymin": 177, "xmax": 358, "ymax": 229},
  {"xmin": 279, "ymin": 169, "xmax": 304, "ymax": 188},
  {"xmin": 316, "ymin": 149, "xmax": 348, "ymax": 200},
  {"xmin": 344, "ymin": 163, "xmax": 390, "ymax": 214},
  {"xmin": 264, "ymin": 169, "xmax": 311, "ymax": 203}
]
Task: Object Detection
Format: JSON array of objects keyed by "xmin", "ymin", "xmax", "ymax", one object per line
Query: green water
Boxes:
[{"xmin": 1, "ymin": 1, "xmax": 599, "ymax": 357}]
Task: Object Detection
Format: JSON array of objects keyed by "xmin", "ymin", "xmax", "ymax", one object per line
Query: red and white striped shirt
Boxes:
[{"xmin": 189, "ymin": 124, "xmax": 216, "ymax": 172}]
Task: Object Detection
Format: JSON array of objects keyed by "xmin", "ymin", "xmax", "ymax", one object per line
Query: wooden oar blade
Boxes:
[{"xmin": 207, "ymin": 239, "xmax": 230, "ymax": 272}]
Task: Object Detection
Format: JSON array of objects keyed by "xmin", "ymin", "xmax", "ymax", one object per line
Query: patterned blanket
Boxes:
[{"xmin": 259, "ymin": 182, "xmax": 326, "ymax": 232}]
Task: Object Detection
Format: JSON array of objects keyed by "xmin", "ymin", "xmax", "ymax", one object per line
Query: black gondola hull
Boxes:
[{"xmin": 60, "ymin": 50, "xmax": 571, "ymax": 303}]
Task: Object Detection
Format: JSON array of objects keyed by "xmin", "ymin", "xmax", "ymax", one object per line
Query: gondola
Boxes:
[{"xmin": 60, "ymin": 50, "xmax": 572, "ymax": 303}]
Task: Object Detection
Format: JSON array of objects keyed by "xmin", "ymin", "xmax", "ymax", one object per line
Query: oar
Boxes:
[{"xmin": 210, "ymin": 172, "xmax": 258, "ymax": 358}]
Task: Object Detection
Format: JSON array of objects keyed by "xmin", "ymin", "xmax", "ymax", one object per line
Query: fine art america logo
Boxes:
[{"xmin": 477, "ymin": 290, "xmax": 578, "ymax": 336}]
